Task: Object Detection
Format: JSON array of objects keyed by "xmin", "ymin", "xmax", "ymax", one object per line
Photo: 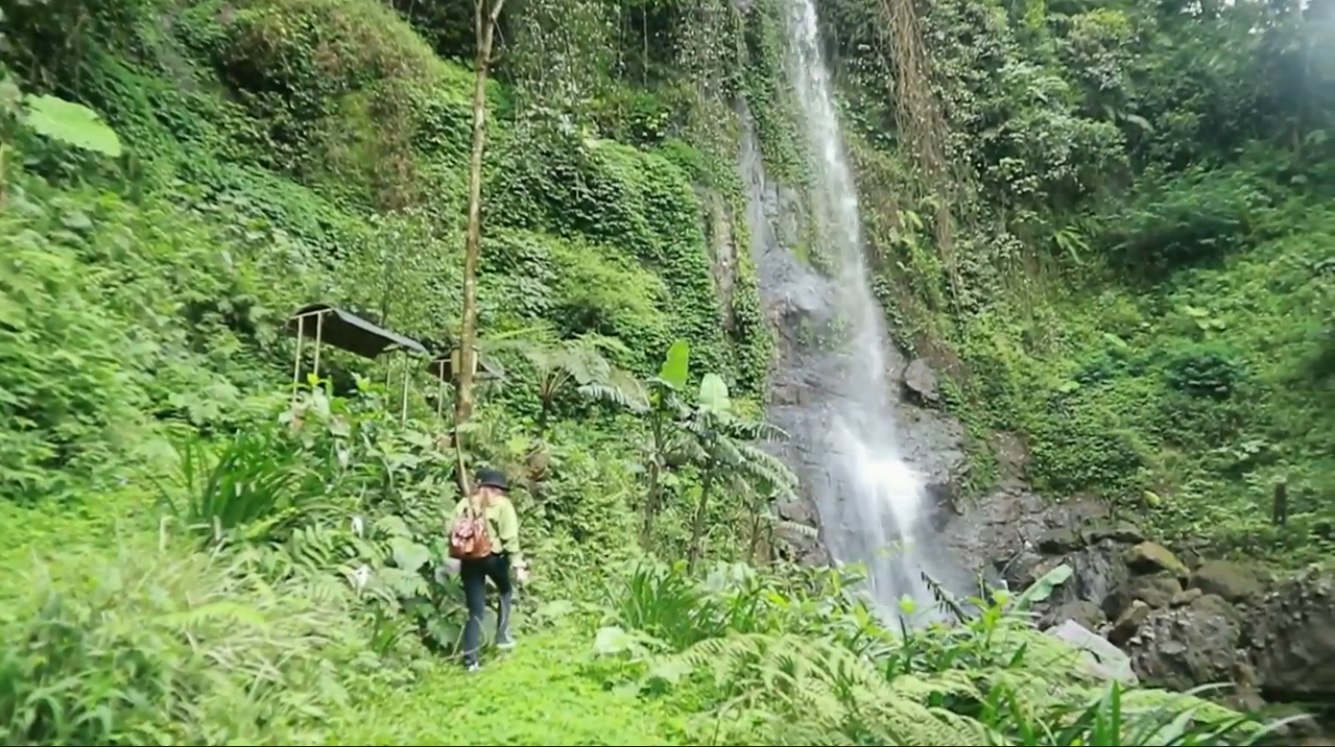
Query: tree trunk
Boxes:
[
  {"xmin": 640, "ymin": 419, "xmax": 666, "ymax": 545},
  {"xmin": 686, "ymin": 465, "xmax": 716, "ymax": 574},
  {"xmin": 453, "ymin": 0, "xmax": 505, "ymax": 483}
]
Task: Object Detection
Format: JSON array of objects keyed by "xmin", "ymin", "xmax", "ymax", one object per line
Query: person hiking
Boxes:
[{"xmin": 449, "ymin": 467, "xmax": 527, "ymax": 672}]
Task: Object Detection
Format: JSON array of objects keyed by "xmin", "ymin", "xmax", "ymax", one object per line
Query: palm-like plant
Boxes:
[{"xmin": 492, "ymin": 331, "xmax": 646, "ymax": 431}]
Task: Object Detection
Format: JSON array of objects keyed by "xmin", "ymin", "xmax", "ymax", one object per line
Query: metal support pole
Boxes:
[
  {"xmin": 291, "ymin": 315, "xmax": 305, "ymax": 406},
  {"xmin": 400, "ymin": 352, "xmax": 410, "ymax": 423},
  {"xmin": 312, "ymin": 311, "xmax": 326, "ymax": 381}
]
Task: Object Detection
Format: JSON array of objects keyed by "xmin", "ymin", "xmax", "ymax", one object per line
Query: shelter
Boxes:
[
  {"xmin": 286, "ymin": 303, "xmax": 428, "ymax": 419},
  {"xmin": 425, "ymin": 346, "xmax": 503, "ymax": 418}
]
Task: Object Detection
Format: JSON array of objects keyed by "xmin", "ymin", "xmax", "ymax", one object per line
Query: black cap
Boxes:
[{"xmin": 475, "ymin": 467, "xmax": 509, "ymax": 492}]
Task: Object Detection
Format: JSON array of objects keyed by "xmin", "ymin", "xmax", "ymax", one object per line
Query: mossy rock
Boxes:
[
  {"xmin": 1123, "ymin": 541, "xmax": 1189, "ymax": 580},
  {"xmin": 1102, "ymin": 571, "xmax": 1182, "ymax": 620},
  {"xmin": 1189, "ymin": 559, "xmax": 1266, "ymax": 603}
]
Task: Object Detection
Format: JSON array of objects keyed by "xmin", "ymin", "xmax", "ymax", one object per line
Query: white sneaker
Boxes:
[{"xmin": 466, "ymin": 662, "xmax": 481, "ymax": 673}]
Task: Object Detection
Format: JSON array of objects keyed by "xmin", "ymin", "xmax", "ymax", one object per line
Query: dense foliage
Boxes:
[
  {"xmin": 827, "ymin": 0, "xmax": 1334, "ymax": 562},
  {"xmin": 0, "ymin": 0, "xmax": 1327, "ymax": 741}
]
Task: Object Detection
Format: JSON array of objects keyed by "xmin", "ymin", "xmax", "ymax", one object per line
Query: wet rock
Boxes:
[
  {"xmin": 1050, "ymin": 542, "xmax": 1131, "ymax": 609},
  {"xmin": 1190, "ymin": 560, "xmax": 1265, "ymax": 603},
  {"xmin": 989, "ymin": 431, "xmax": 1031, "ymax": 489},
  {"xmin": 1041, "ymin": 599, "xmax": 1106, "ymax": 631},
  {"xmin": 770, "ymin": 381, "xmax": 804, "ymax": 406},
  {"xmin": 893, "ymin": 403, "xmax": 967, "ymax": 510},
  {"xmin": 1109, "ymin": 599, "xmax": 1152, "ymax": 646},
  {"xmin": 1047, "ymin": 619, "xmax": 1138, "ymax": 685},
  {"xmin": 1088, "ymin": 520, "xmax": 1145, "ymax": 544},
  {"xmin": 1123, "ymin": 541, "xmax": 1189, "ymax": 580},
  {"xmin": 1037, "ymin": 526, "xmax": 1083, "ymax": 554},
  {"xmin": 773, "ymin": 498, "xmax": 831, "ymax": 567},
  {"xmin": 776, "ymin": 498, "xmax": 819, "ymax": 526},
  {"xmin": 901, "ymin": 358, "xmax": 940, "ymax": 406},
  {"xmin": 941, "ymin": 489, "xmax": 1137, "ymax": 618},
  {"xmin": 1171, "ymin": 587, "xmax": 1203, "ymax": 607},
  {"xmin": 1103, "ymin": 571, "xmax": 1182, "ymax": 620},
  {"xmin": 1247, "ymin": 566, "xmax": 1335, "ymax": 700},
  {"xmin": 1125, "ymin": 593, "xmax": 1252, "ymax": 693},
  {"xmin": 940, "ymin": 491, "xmax": 1112, "ymax": 578}
]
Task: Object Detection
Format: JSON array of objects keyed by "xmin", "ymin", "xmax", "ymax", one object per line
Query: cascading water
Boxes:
[{"xmin": 739, "ymin": 0, "xmax": 960, "ymax": 613}]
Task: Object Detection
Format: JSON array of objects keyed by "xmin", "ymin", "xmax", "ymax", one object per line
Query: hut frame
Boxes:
[
  {"xmin": 425, "ymin": 345, "xmax": 503, "ymax": 419},
  {"xmin": 286, "ymin": 303, "xmax": 428, "ymax": 420}
]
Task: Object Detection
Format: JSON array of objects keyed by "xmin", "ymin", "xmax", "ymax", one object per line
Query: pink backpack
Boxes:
[{"xmin": 449, "ymin": 504, "xmax": 493, "ymax": 560}]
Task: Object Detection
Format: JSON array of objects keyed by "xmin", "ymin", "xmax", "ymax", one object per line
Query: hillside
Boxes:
[{"xmin": 1, "ymin": 0, "xmax": 1331, "ymax": 742}]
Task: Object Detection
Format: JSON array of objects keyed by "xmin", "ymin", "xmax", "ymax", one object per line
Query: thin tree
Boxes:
[{"xmin": 454, "ymin": 0, "xmax": 506, "ymax": 490}]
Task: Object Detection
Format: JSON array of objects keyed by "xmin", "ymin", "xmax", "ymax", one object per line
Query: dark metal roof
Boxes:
[{"xmin": 286, "ymin": 303, "xmax": 428, "ymax": 359}]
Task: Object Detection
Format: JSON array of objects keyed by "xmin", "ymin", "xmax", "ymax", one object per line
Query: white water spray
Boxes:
[{"xmin": 776, "ymin": 0, "xmax": 951, "ymax": 611}]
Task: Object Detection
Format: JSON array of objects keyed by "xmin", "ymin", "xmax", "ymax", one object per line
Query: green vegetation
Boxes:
[
  {"xmin": 830, "ymin": 0, "xmax": 1334, "ymax": 563},
  {"xmin": 0, "ymin": 0, "xmax": 1326, "ymax": 742}
]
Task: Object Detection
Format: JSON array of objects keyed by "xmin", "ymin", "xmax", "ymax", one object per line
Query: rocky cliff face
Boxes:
[
  {"xmin": 943, "ymin": 485, "xmax": 1334, "ymax": 729},
  {"xmin": 737, "ymin": 107, "xmax": 969, "ymax": 573},
  {"xmin": 728, "ymin": 110, "xmax": 1333, "ymax": 731}
]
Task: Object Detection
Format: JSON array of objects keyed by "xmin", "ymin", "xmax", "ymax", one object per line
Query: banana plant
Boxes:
[
  {"xmin": 639, "ymin": 339, "xmax": 691, "ymax": 544},
  {"xmin": 679, "ymin": 373, "xmax": 797, "ymax": 573}
]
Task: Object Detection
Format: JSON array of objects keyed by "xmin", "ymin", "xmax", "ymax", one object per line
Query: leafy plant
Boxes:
[{"xmin": 20, "ymin": 94, "xmax": 123, "ymax": 157}]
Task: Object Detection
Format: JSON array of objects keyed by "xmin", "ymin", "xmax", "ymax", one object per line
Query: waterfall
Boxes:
[{"xmin": 740, "ymin": 0, "xmax": 960, "ymax": 615}]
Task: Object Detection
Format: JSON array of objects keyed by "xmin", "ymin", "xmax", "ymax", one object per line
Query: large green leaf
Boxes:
[
  {"xmin": 391, "ymin": 537, "xmax": 431, "ymax": 572},
  {"xmin": 22, "ymin": 94, "xmax": 123, "ymax": 157},
  {"xmin": 698, "ymin": 373, "xmax": 731, "ymax": 414},
  {"xmin": 658, "ymin": 339, "xmax": 690, "ymax": 390},
  {"xmin": 1014, "ymin": 562, "xmax": 1073, "ymax": 609}
]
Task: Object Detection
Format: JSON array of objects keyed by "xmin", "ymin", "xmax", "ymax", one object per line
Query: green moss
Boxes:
[
  {"xmin": 928, "ymin": 199, "xmax": 1335, "ymax": 565},
  {"xmin": 739, "ymin": 0, "xmax": 808, "ymax": 187}
]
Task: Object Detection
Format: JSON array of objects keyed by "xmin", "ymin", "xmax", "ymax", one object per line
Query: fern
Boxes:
[{"xmin": 652, "ymin": 633, "xmax": 991, "ymax": 745}]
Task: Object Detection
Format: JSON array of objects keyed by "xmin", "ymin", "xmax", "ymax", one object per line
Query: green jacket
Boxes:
[{"xmin": 453, "ymin": 495, "xmax": 523, "ymax": 565}]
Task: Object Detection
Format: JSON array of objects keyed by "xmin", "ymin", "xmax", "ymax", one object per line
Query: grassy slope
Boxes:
[
  {"xmin": 950, "ymin": 193, "xmax": 1333, "ymax": 564},
  {"xmin": 908, "ymin": 237, "xmax": 1331, "ymax": 566},
  {"xmin": 327, "ymin": 630, "xmax": 685, "ymax": 745}
]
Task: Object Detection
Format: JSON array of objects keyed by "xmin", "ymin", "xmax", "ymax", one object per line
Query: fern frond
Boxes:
[{"xmin": 655, "ymin": 633, "xmax": 991, "ymax": 745}]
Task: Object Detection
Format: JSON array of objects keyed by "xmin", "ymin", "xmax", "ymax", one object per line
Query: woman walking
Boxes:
[{"xmin": 449, "ymin": 467, "xmax": 527, "ymax": 672}]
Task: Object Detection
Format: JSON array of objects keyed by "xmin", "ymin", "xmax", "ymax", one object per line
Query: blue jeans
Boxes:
[{"xmin": 460, "ymin": 552, "xmax": 513, "ymax": 665}]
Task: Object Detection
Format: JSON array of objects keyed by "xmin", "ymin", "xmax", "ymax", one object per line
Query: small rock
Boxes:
[
  {"xmin": 1171, "ymin": 587, "xmax": 1203, "ymax": 607},
  {"xmin": 1037, "ymin": 526, "xmax": 1083, "ymax": 554},
  {"xmin": 1190, "ymin": 560, "xmax": 1265, "ymax": 603},
  {"xmin": 901, "ymin": 358, "xmax": 940, "ymax": 405},
  {"xmin": 1042, "ymin": 599, "xmax": 1106, "ymax": 630},
  {"xmin": 1123, "ymin": 541, "xmax": 1189, "ymax": 580},
  {"xmin": 1088, "ymin": 520, "xmax": 1145, "ymax": 544},
  {"xmin": 1109, "ymin": 599, "xmax": 1152, "ymax": 646},
  {"xmin": 1103, "ymin": 572, "xmax": 1182, "ymax": 620}
]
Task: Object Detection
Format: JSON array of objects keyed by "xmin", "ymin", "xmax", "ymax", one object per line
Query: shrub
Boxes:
[{"xmin": 0, "ymin": 542, "xmax": 370, "ymax": 745}]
